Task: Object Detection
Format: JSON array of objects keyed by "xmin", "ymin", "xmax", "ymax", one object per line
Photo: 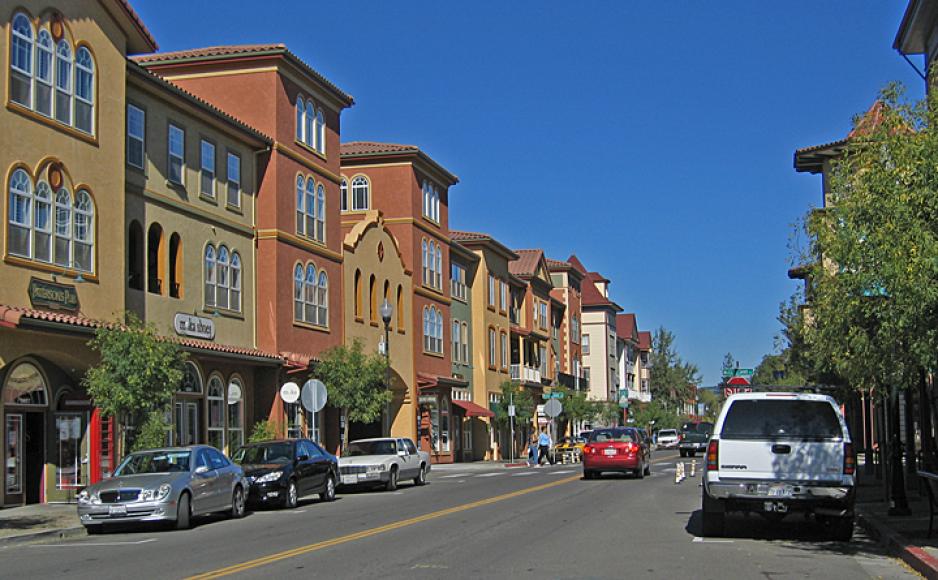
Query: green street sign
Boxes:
[
  {"xmin": 541, "ymin": 392, "xmax": 565, "ymax": 400},
  {"xmin": 722, "ymin": 368, "xmax": 754, "ymax": 378}
]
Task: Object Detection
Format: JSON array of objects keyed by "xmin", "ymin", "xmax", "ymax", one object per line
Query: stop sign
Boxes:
[{"xmin": 726, "ymin": 376, "xmax": 751, "ymax": 386}]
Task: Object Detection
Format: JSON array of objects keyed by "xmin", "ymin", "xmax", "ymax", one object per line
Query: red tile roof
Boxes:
[
  {"xmin": 567, "ymin": 254, "xmax": 588, "ymax": 276},
  {"xmin": 545, "ymin": 258, "xmax": 571, "ymax": 270},
  {"xmin": 133, "ymin": 44, "xmax": 354, "ymax": 106},
  {"xmin": 340, "ymin": 141, "xmax": 419, "ymax": 156},
  {"xmin": 567, "ymin": 255, "xmax": 620, "ymax": 310},
  {"xmin": 638, "ymin": 331, "xmax": 652, "ymax": 351},
  {"xmin": 509, "ymin": 249, "xmax": 543, "ymax": 277},
  {"xmin": 0, "ymin": 305, "xmax": 283, "ymax": 362},
  {"xmin": 588, "ymin": 272, "xmax": 610, "ymax": 283},
  {"xmin": 794, "ymin": 101, "xmax": 885, "ymax": 173},
  {"xmin": 616, "ymin": 314, "xmax": 637, "ymax": 341},
  {"xmin": 450, "ymin": 230, "xmax": 489, "ymax": 242}
]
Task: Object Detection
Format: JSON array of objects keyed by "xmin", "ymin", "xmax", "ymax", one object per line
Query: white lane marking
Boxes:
[
  {"xmin": 511, "ymin": 472, "xmax": 536, "ymax": 477},
  {"xmin": 692, "ymin": 537, "xmax": 734, "ymax": 544},
  {"xmin": 476, "ymin": 473, "xmax": 501, "ymax": 478},
  {"xmin": 440, "ymin": 473, "xmax": 469, "ymax": 479},
  {"xmin": 30, "ymin": 538, "xmax": 158, "ymax": 548},
  {"xmin": 550, "ymin": 470, "xmax": 574, "ymax": 475}
]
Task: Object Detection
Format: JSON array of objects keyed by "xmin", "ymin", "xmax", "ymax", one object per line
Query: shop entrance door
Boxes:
[
  {"xmin": 5, "ymin": 412, "xmax": 45, "ymax": 505},
  {"xmin": 174, "ymin": 401, "xmax": 200, "ymax": 446}
]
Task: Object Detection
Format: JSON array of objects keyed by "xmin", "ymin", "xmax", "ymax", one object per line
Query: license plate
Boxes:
[
  {"xmin": 603, "ymin": 448, "xmax": 616, "ymax": 456},
  {"xmin": 768, "ymin": 485, "xmax": 793, "ymax": 498},
  {"xmin": 341, "ymin": 475, "xmax": 358, "ymax": 485},
  {"xmin": 108, "ymin": 505, "xmax": 127, "ymax": 517}
]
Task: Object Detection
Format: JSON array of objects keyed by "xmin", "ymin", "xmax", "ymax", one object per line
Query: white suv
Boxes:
[
  {"xmin": 701, "ymin": 392, "xmax": 856, "ymax": 540},
  {"xmin": 657, "ymin": 429, "xmax": 679, "ymax": 449}
]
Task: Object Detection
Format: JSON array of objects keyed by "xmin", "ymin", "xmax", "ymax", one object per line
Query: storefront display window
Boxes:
[
  {"xmin": 6, "ymin": 415, "xmax": 22, "ymax": 494},
  {"xmin": 207, "ymin": 376, "xmax": 224, "ymax": 451},
  {"xmin": 55, "ymin": 413, "xmax": 82, "ymax": 489},
  {"xmin": 227, "ymin": 378, "xmax": 243, "ymax": 452},
  {"xmin": 440, "ymin": 399, "xmax": 450, "ymax": 453},
  {"xmin": 3, "ymin": 363, "xmax": 48, "ymax": 406}
]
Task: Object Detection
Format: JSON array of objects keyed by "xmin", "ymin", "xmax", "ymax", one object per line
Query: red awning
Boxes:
[{"xmin": 452, "ymin": 399, "xmax": 495, "ymax": 418}]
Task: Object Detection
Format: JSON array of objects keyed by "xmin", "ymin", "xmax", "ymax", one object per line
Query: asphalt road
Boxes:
[{"xmin": 0, "ymin": 451, "xmax": 918, "ymax": 579}]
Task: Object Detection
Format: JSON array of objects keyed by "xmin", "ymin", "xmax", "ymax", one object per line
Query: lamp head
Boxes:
[{"xmin": 380, "ymin": 299, "xmax": 393, "ymax": 324}]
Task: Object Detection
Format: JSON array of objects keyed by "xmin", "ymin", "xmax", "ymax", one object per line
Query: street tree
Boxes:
[
  {"xmin": 789, "ymin": 82, "xmax": 938, "ymax": 512},
  {"xmin": 752, "ymin": 349, "xmax": 807, "ymax": 387},
  {"xmin": 315, "ymin": 338, "xmax": 391, "ymax": 451},
  {"xmin": 648, "ymin": 326, "xmax": 701, "ymax": 411},
  {"xmin": 555, "ymin": 387, "xmax": 595, "ymax": 435}
]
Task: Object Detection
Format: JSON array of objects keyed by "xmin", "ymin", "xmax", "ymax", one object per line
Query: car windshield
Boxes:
[
  {"xmin": 590, "ymin": 429, "xmax": 635, "ymax": 443},
  {"xmin": 232, "ymin": 443, "xmax": 293, "ymax": 464},
  {"xmin": 346, "ymin": 440, "xmax": 397, "ymax": 456},
  {"xmin": 114, "ymin": 451, "xmax": 190, "ymax": 475},
  {"xmin": 659, "ymin": 430, "xmax": 677, "ymax": 437},
  {"xmin": 721, "ymin": 400, "xmax": 843, "ymax": 440}
]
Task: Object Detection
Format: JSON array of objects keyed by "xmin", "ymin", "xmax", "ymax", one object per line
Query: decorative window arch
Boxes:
[
  {"xmin": 179, "ymin": 361, "xmax": 203, "ymax": 394},
  {"xmin": 423, "ymin": 306, "xmax": 443, "ymax": 354},
  {"xmin": 293, "ymin": 263, "xmax": 304, "ymax": 321},
  {"xmin": 304, "ymin": 177, "xmax": 316, "ymax": 239},
  {"xmin": 8, "ymin": 168, "xmax": 32, "ymax": 258},
  {"xmin": 54, "ymin": 188, "xmax": 72, "ymax": 267},
  {"xmin": 10, "ymin": 13, "xmax": 33, "ymax": 107},
  {"xmin": 305, "ymin": 263, "xmax": 318, "ymax": 324},
  {"xmin": 216, "ymin": 245, "xmax": 230, "ymax": 310},
  {"xmin": 204, "ymin": 245, "xmax": 216, "ymax": 306},
  {"xmin": 351, "ymin": 176, "xmax": 369, "ymax": 211},
  {"xmin": 230, "ymin": 251, "xmax": 241, "ymax": 311},
  {"xmin": 54, "ymin": 40, "xmax": 72, "ymax": 125},
  {"xmin": 207, "ymin": 374, "xmax": 225, "ymax": 451},
  {"xmin": 2, "ymin": 361, "xmax": 48, "ymax": 406},
  {"xmin": 434, "ymin": 243, "xmax": 443, "ymax": 290},
  {"xmin": 305, "ymin": 100, "xmax": 315, "ymax": 148},
  {"xmin": 35, "ymin": 30, "xmax": 53, "ymax": 116},
  {"xmin": 74, "ymin": 47, "xmax": 93, "ymax": 133},
  {"xmin": 294, "ymin": 262, "xmax": 326, "ymax": 326},
  {"xmin": 340, "ymin": 178, "xmax": 348, "ymax": 212},
  {"xmin": 317, "ymin": 271, "xmax": 328, "ymax": 324},
  {"xmin": 369, "ymin": 274, "xmax": 377, "ymax": 323},
  {"xmin": 73, "ymin": 189, "xmax": 93, "ymax": 271},
  {"xmin": 295, "ymin": 174, "xmax": 305, "ymax": 235},
  {"xmin": 316, "ymin": 108, "xmax": 325, "ymax": 154},
  {"xmin": 34, "ymin": 181, "xmax": 52, "ymax": 262},
  {"xmin": 421, "ymin": 239, "xmax": 429, "ymax": 284},
  {"xmin": 315, "ymin": 183, "xmax": 325, "ymax": 242},
  {"xmin": 296, "ymin": 96, "xmax": 305, "ymax": 142}
]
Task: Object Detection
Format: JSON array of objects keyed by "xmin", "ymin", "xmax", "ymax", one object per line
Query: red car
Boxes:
[{"xmin": 582, "ymin": 427, "xmax": 651, "ymax": 479}]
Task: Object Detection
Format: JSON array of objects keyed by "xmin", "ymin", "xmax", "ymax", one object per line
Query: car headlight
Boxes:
[
  {"xmin": 255, "ymin": 471, "xmax": 283, "ymax": 484},
  {"xmin": 366, "ymin": 464, "xmax": 387, "ymax": 474},
  {"xmin": 78, "ymin": 489, "xmax": 91, "ymax": 503},
  {"xmin": 140, "ymin": 484, "xmax": 173, "ymax": 502}
]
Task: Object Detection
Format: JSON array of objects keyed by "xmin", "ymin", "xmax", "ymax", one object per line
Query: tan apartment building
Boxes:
[{"xmin": 547, "ymin": 257, "xmax": 585, "ymax": 391}]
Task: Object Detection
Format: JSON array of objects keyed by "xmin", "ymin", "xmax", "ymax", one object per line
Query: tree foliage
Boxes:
[
  {"xmin": 315, "ymin": 339, "xmax": 391, "ymax": 450},
  {"xmin": 83, "ymin": 312, "xmax": 186, "ymax": 421},
  {"xmin": 630, "ymin": 400, "xmax": 681, "ymax": 430},
  {"xmin": 648, "ymin": 326, "xmax": 701, "ymax": 410},
  {"xmin": 131, "ymin": 410, "xmax": 170, "ymax": 453},
  {"xmin": 493, "ymin": 381, "xmax": 535, "ymax": 426},
  {"xmin": 752, "ymin": 349, "xmax": 807, "ymax": 387},
  {"xmin": 248, "ymin": 420, "xmax": 280, "ymax": 443}
]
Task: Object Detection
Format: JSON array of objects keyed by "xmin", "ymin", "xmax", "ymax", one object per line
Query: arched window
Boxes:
[
  {"xmin": 295, "ymin": 175, "xmax": 305, "ymax": 235},
  {"xmin": 227, "ymin": 377, "xmax": 244, "ymax": 452},
  {"xmin": 305, "ymin": 263, "xmax": 317, "ymax": 324},
  {"xmin": 340, "ymin": 178, "xmax": 348, "ymax": 212},
  {"xmin": 396, "ymin": 285, "xmax": 404, "ymax": 331},
  {"xmin": 295, "ymin": 96, "xmax": 305, "ymax": 142},
  {"xmin": 305, "ymin": 101, "xmax": 315, "ymax": 148},
  {"xmin": 3, "ymin": 361, "xmax": 48, "ymax": 406},
  {"xmin": 436, "ymin": 308, "xmax": 444, "ymax": 353},
  {"xmin": 315, "ymin": 183, "xmax": 325, "ymax": 242},
  {"xmin": 461, "ymin": 322, "xmax": 469, "ymax": 364},
  {"xmin": 423, "ymin": 307, "xmax": 431, "ymax": 352},
  {"xmin": 230, "ymin": 252, "xmax": 241, "ymax": 311},
  {"xmin": 316, "ymin": 108, "xmax": 325, "ymax": 154},
  {"xmin": 216, "ymin": 246, "xmax": 230, "ymax": 309},
  {"xmin": 354, "ymin": 269, "xmax": 363, "ymax": 319},
  {"xmin": 369, "ymin": 274, "xmax": 377, "ymax": 323},
  {"xmin": 304, "ymin": 177, "xmax": 316, "ymax": 239},
  {"xmin": 207, "ymin": 375, "xmax": 225, "ymax": 451},
  {"xmin": 179, "ymin": 361, "xmax": 203, "ymax": 394},
  {"xmin": 434, "ymin": 243, "xmax": 443, "ymax": 289},
  {"xmin": 293, "ymin": 264, "xmax": 304, "ymax": 321},
  {"xmin": 54, "ymin": 188, "xmax": 72, "ymax": 267},
  {"xmin": 73, "ymin": 190, "xmax": 93, "ymax": 272},
  {"xmin": 74, "ymin": 47, "xmax": 94, "ymax": 133},
  {"xmin": 8, "ymin": 169, "xmax": 32, "ymax": 258},
  {"xmin": 129, "ymin": 220, "xmax": 144, "ymax": 290},
  {"xmin": 10, "ymin": 13, "xmax": 33, "ymax": 107},
  {"xmin": 169, "ymin": 233, "xmax": 182, "ymax": 298},
  {"xmin": 351, "ymin": 176, "xmax": 369, "ymax": 211},
  {"xmin": 34, "ymin": 181, "xmax": 52, "ymax": 263},
  {"xmin": 317, "ymin": 271, "xmax": 328, "ymax": 325},
  {"xmin": 204, "ymin": 244, "xmax": 216, "ymax": 306},
  {"xmin": 54, "ymin": 40, "xmax": 72, "ymax": 125},
  {"xmin": 35, "ymin": 30, "xmax": 53, "ymax": 116}
]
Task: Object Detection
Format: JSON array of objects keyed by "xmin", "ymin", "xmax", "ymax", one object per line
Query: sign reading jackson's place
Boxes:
[
  {"xmin": 28, "ymin": 277, "xmax": 79, "ymax": 311},
  {"xmin": 173, "ymin": 313, "xmax": 215, "ymax": 340}
]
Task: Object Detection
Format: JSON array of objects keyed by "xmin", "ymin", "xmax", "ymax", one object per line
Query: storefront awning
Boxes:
[{"xmin": 452, "ymin": 399, "xmax": 495, "ymax": 418}]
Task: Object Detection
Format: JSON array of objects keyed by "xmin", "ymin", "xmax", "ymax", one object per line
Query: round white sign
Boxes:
[
  {"xmin": 227, "ymin": 382, "xmax": 242, "ymax": 404},
  {"xmin": 280, "ymin": 382, "xmax": 300, "ymax": 404},
  {"xmin": 301, "ymin": 379, "xmax": 328, "ymax": 413}
]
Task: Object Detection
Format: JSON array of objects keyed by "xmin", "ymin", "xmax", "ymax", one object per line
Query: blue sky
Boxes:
[{"xmin": 135, "ymin": 2, "xmax": 924, "ymax": 385}]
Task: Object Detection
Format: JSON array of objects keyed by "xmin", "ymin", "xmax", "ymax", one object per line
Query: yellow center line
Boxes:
[{"xmin": 187, "ymin": 474, "xmax": 582, "ymax": 580}]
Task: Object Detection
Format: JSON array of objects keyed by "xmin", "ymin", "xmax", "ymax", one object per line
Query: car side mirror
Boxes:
[
  {"xmin": 397, "ymin": 450, "xmax": 407, "ymax": 457},
  {"xmin": 195, "ymin": 465, "xmax": 210, "ymax": 475},
  {"xmin": 297, "ymin": 455, "xmax": 309, "ymax": 463}
]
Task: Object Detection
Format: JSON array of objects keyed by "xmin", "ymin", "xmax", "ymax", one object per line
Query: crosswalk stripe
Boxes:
[
  {"xmin": 440, "ymin": 474, "xmax": 469, "ymax": 478},
  {"xmin": 476, "ymin": 473, "xmax": 501, "ymax": 477}
]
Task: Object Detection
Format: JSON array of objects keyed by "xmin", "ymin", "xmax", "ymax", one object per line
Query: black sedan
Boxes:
[{"xmin": 232, "ymin": 439, "xmax": 338, "ymax": 509}]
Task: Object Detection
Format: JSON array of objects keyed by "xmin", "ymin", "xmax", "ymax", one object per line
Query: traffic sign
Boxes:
[
  {"xmin": 279, "ymin": 382, "xmax": 300, "ymax": 404},
  {"xmin": 508, "ymin": 405, "xmax": 516, "ymax": 417},
  {"xmin": 541, "ymin": 392, "xmax": 565, "ymax": 400},
  {"xmin": 722, "ymin": 368, "xmax": 754, "ymax": 378},
  {"xmin": 543, "ymin": 398, "xmax": 562, "ymax": 418},
  {"xmin": 726, "ymin": 376, "xmax": 751, "ymax": 386},
  {"xmin": 301, "ymin": 379, "xmax": 328, "ymax": 413}
]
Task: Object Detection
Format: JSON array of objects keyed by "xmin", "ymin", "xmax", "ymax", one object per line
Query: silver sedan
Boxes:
[{"xmin": 77, "ymin": 445, "xmax": 247, "ymax": 533}]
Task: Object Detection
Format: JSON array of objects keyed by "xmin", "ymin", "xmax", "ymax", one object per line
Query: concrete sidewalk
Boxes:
[
  {"xmin": 855, "ymin": 471, "xmax": 938, "ymax": 579},
  {"xmin": 0, "ymin": 503, "xmax": 83, "ymax": 546}
]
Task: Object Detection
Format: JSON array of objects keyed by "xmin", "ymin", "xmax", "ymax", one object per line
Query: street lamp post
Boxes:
[{"xmin": 380, "ymin": 299, "xmax": 393, "ymax": 437}]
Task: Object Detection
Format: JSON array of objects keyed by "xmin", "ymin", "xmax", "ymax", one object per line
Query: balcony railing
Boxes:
[
  {"xmin": 510, "ymin": 364, "xmax": 541, "ymax": 383},
  {"xmin": 627, "ymin": 389, "xmax": 652, "ymax": 403}
]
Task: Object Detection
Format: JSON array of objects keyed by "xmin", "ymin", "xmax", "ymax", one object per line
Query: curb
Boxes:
[
  {"xmin": 0, "ymin": 526, "xmax": 84, "ymax": 548},
  {"xmin": 856, "ymin": 508, "xmax": 938, "ymax": 580}
]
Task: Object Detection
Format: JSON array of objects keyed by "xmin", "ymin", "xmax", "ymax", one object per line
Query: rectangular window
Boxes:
[
  {"xmin": 488, "ymin": 328, "xmax": 497, "ymax": 368},
  {"xmin": 461, "ymin": 323, "xmax": 469, "ymax": 365},
  {"xmin": 226, "ymin": 152, "xmax": 241, "ymax": 208},
  {"xmin": 582, "ymin": 334, "xmax": 590, "ymax": 355},
  {"xmin": 127, "ymin": 104, "xmax": 145, "ymax": 169},
  {"xmin": 200, "ymin": 140, "xmax": 216, "ymax": 197},
  {"xmin": 451, "ymin": 263, "xmax": 467, "ymax": 301},
  {"xmin": 500, "ymin": 281, "xmax": 508, "ymax": 313},
  {"xmin": 583, "ymin": 367, "xmax": 591, "ymax": 382},
  {"xmin": 500, "ymin": 333, "xmax": 508, "ymax": 370},
  {"xmin": 168, "ymin": 124, "xmax": 185, "ymax": 184},
  {"xmin": 539, "ymin": 302, "xmax": 549, "ymax": 330},
  {"xmin": 452, "ymin": 319, "xmax": 461, "ymax": 362},
  {"xmin": 488, "ymin": 275, "xmax": 496, "ymax": 308}
]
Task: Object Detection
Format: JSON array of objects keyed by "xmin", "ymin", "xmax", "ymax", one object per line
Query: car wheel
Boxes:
[
  {"xmin": 689, "ymin": 451, "xmax": 696, "ymax": 458},
  {"xmin": 413, "ymin": 465, "xmax": 427, "ymax": 486},
  {"xmin": 320, "ymin": 476, "xmax": 336, "ymax": 502},
  {"xmin": 284, "ymin": 479, "xmax": 298, "ymax": 509},
  {"xmin": 829, "ymin": 516, "xmax": 854, "ymax": 541},
  {"xmin": 679, "ymin": 450, "xmax": 686, "ymax": 458},
  {"xmin": 230, "ymin": 486, "xmax": 245, "ymax": 519},
  {"xmin": 636, "ymin": 462, "xmax": 645, "ymax": 479},
  {"xmin": 583, "ymin": 469, "xmax": 593, "ymax": 480},
  {"xmin": 385, "ymin": 467, "xmax": 399, "ymax": 491},
  {"xmin": 701, "ymin": 490, "xmax": 725, "ymax": 537},
  {"xmin": 175, "ymin": 492, "xmax": 191, "ymax": 530},
  {"xmin": 85, "ymin": 525, "xmax": 104, "ymax": 535}
]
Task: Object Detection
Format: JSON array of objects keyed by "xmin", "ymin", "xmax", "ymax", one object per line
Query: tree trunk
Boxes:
[{"xmin": 887, "ymin": 385, "xmax": 911, "ymax": 516}]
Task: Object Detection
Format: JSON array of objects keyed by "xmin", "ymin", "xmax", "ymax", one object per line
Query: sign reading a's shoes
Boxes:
[{"xmin": 173, "ymin": 313, "xmax": 215, "ymax": 340}]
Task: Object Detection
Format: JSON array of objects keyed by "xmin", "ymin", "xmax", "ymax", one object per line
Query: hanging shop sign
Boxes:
[
  {"xmin": 173, "ymin": 313, "xmax": 215, "ymax": 340},
  {"xmin": 28, "ymin": 278, "xmax": 79, "ymax": 311}
]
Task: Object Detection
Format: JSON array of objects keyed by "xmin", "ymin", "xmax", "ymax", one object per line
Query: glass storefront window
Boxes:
[
  {"xmin": 207, "ymin": 376, "xmax": 225, "ymax": 451},
  {"xmin": 179, "ymin": 362, "xmax": 203, "ymax": 394},
  {"xmin": 428, "ymin": 399, "xmax": 440, "ymax": 452},
  {"xmin": 55, "ymin": 413, "xmax": 82, "ymax": 489},
  {"xmin": 227, "ymin": 379, "xmax": 243, "ymax": 453},
  {"xmin": 440, "ymin": 399, "xmax": 450, "ymax": 453},
  {"xmin": 6, "ymin": 414, "xmax": 22, "ymax": 494}
]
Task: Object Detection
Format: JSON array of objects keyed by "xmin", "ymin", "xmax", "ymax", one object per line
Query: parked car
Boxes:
[
  {"xmin": 338, "ymin": 437, "xmax": 430, "ymax": 491},
  {"xmin": 657, "ymin": 429, "xmax": 679, "ymax": 449},
  {"xmin": 581, "ymin": 427, "xmax": 651, "ymax": 479},
  {"xmin": 77, "ymin": 445, "xmax": 247, "ymax": 533},
  {"xmin": 702, "ymin": 392, "xmax": 856, "ymax": 540},
  {"xmin": 232, "ymin": 439, "xmax": 338, "ymax": 509}
]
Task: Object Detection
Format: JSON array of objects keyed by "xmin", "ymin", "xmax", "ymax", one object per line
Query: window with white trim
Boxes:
[
  {"xmin": 74, "ymin": 47, "xmax": 93, "ymax": 133},
  {"xmin": 316, "ymin": 108, "xmax": 325, "ymax": 154},
  {"xmin": 294, "ymin": 262, "xmax": 327, "ymax": 326},
  {"xmin": 340, "ymin": 178, "xmax": 348, "ymax": 212},
  {"xmin": 351, "ymin": 176, "xmax": 369, "ymax": 211},
  {"xmin": 295, "ymin": 96, "xmax": 304, "ymax": 142},
  {"xmin": 204, "ymin": 244, "xmax": 241, "ymax": 312},
  {"xmin": 10, "ymin": 13, "xmax": 32, "ymax": 107},
  {"xmin": 461, "ymin": 322, "xmax": 469, "ymax": 364},
  {"xmin": 127, "ymin": 104, "xmax": 145, "ymax": 169},
  {"xmin": 54, "ymin": 40, "xmax": 72, "ymax": 125},
  {"xmin": 451, "ymin": 263, "xmax": 467, "ymax": 301},
  {"xmin": 8, "ymin": 169, "xmax": 32, "ymax": 258},
  {"xmin": 168, "ymin": 124, "xmax": 185, "ymax": 184},
  {"xmin": 423, "ymin": 306, "xmax": 443, "ymax": 354},
  {"xmin": 571, "ymin": 315, "xmax": 580, "ymax": 343},
  {"xmin": 500, "ymin": 332, "xmax": 508, "ymax": 369},
  {"xmin": 200, "ymin": 140, "xmax": 215, "ymax": 198},
  {"xmin": 452, "ymin": 319, "xmax": 461, "ymax": 362},
  {"xmin": 35, "ymin": 30, "xmax": 53, "ymax": 116},
  {"xmin": 582, "ymin": 334, "xmax": 590, "ymax": 355},
  {"xmin": 226, "ymin": 152, "xmax": 240, "ymax": 208},
  {"xmin": 422, "ymin": 180, "xmax": 440, "ymax": 222},
  {"xmin": 487, "ymin": 274, "xmax": 495, "ymax": 308},
  {"xmin": 316, "ymin": 184, "xmax": 325, "ymax": 242},
  {"xmin": 539, "ymin": 301, "xmax": 549, "ymax": 331},
  {"xmin": 207, "ymin": 375, "xmax": 225, "ymax": 451},
  {"xmin": 499, "ymin": 280, "xmax": 508, "ymax": 312},
  {"xmin": 488, "ymin": 327, "xmax": 496, "ymax": 368}
]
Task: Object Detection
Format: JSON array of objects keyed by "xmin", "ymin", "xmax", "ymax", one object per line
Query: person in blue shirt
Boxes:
[{"xmin": 537, "ymin": 428, "xmax": 551, "ymax": 466}]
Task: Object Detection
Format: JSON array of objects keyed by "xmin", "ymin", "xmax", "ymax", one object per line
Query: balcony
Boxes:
[
  {"xmin": 628, "ymin": 389, "xmax": 651, "ymax": 403},
  {"xmin": 510, "ymin": 364, "xmax": 541, "ymax": 384},
  {"xmin": 557, "ymin": 372, "xmax": 589, "ymax": 391}
]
